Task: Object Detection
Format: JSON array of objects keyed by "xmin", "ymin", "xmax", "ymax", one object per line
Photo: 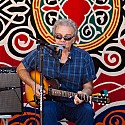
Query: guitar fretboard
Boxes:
[{"xmin": 49, "ymin": 88, "xmax": 90, "ymax": 102}]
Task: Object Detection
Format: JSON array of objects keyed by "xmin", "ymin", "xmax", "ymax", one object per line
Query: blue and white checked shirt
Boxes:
[{"xmin": 22, "ymin": 45, "xmax": 96, "ymax": 106}]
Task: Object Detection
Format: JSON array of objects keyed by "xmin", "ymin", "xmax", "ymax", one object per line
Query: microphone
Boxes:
[{"xmin": 53, "ymin": 44, "xmax": 64, "ymax": 59}]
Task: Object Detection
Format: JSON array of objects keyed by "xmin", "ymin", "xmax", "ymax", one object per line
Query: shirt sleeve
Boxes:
[
  {"xmin": 22, "ymin": 49, "xmax": 39, "ymax": 72},
  {"xmin": 83, "ymin": 53, "xmax": 96, "ymax": 84}
]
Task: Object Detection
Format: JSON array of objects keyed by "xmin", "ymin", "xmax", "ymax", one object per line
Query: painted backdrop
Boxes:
[{"xmin": 0, "ymin": 0, "xmax": 125, "ymax": 125}]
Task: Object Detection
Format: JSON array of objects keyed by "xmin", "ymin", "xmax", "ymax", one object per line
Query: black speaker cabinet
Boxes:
[{"xmin": 0, "ymin": 67, "xmax": 23, "ymax": 115}]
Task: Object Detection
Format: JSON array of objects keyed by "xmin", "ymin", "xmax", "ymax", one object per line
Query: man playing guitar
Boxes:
[{"xmin": 16, "ymin": 18, "xmax": 97, "ymax": 125}]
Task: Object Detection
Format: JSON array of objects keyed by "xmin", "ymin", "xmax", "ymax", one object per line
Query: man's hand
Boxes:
[
  {"xmin": 32, "ymin": 83, "xmax": 40, "ymax": 98},
  {"xmin": 74, "ymin": 91, "xmax": 84, "ymax": 105},
  {"xmin": 32, "ymin": 83, "xmax": 47, "ymax": 100}
]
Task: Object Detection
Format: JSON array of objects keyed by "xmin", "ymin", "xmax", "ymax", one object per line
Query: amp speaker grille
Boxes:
[{"xmin": 0, "ymin": 67, "xmax": 23, "ymax": 115}]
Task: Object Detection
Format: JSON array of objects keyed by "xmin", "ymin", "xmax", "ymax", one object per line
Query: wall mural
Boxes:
[{"xmin": 0, "ymin": 0, "xmax": 125, "ymax": 125}]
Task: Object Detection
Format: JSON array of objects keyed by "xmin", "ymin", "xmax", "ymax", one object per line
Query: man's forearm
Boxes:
[{"xmin": 16, "ymin": 67, "xmax": 35, "ymax": 88}]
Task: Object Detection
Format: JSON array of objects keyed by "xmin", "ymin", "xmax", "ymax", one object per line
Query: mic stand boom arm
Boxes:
[
  {"xmin": 29, "ymin": 34, "xmax": 57, "ymax": 53},
  {"xmin": 30, "ymin": 34, "xmax": 64, "ymax": 59}
]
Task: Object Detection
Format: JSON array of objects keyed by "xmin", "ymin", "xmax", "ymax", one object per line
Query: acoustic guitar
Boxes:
[{"xmin": 25, "ymin": 70, "xmax": 110, "ymax": 107}]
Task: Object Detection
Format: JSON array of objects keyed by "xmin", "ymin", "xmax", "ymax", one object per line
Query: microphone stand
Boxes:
[
  {"xmin": 29, "ymin": 34, "xmax": 55, "ymax": 125},
  {"xmin": 38, "ymin": 44, "xmax": 44, "ymax": 125}
]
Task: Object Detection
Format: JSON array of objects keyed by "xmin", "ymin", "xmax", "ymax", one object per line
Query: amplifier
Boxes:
[{"xmin": 0, "ymin": 67, "xmax": 23, "ymax": 115}]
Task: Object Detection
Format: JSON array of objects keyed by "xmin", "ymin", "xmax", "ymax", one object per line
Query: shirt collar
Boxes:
[{"xmin": 68, "ymin": 45, "xmax": 75, "ymax": 60}]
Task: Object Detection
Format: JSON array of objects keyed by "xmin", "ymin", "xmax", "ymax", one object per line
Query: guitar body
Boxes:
[
  {"xmin": 25, "ymin": 70, "xmax": 60, "ymax": 107},
  {"xmin": 25, "ymin": 70, "xmax": 110, "ymax": 107}
]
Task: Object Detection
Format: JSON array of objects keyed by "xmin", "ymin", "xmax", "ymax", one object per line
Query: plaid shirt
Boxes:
[{"xmin": 22, "ymin": 45, "xmax": 96, "ymax": 106}]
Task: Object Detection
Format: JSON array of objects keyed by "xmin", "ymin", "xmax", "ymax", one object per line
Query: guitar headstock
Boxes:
[{"xmin": 92, "ymin": 90, "xmax": 110, "ymax": 105}]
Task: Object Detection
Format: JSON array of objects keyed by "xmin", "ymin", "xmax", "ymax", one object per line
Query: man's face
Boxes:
[{"xmin": 54, "ymin": 25, "xmax": 75, "ymax": 49}]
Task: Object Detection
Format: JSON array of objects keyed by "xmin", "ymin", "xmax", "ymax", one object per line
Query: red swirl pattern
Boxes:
[{"xmin": 14, "ymin": 34, "xmax": 34, "ymax": 51}]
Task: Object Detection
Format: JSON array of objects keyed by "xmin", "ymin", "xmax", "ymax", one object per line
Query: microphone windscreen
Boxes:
[{"xmin": 52, "ymin": 44, "xmax": 64, "ymax": 59}]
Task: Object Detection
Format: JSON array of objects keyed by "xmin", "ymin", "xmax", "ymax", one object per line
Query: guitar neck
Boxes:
[{"xmin": 49, "ymin": 88, "xmax": 90, "ymax": 102}]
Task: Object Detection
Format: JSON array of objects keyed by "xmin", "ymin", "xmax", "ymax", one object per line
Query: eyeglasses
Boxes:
[{"xmin": 54, "ymin": 34, "xmax": 75, "ymax": 41}]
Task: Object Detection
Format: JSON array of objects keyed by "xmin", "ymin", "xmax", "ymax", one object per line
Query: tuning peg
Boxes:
[{"xmin": 100, "ymin": 90, "xmax": 108, "ymax": 96}]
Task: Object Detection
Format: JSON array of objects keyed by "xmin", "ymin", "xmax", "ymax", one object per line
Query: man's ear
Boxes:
[{"xmin": 74, "ymin": 35, "xmax": 79, "ymax": 44}]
